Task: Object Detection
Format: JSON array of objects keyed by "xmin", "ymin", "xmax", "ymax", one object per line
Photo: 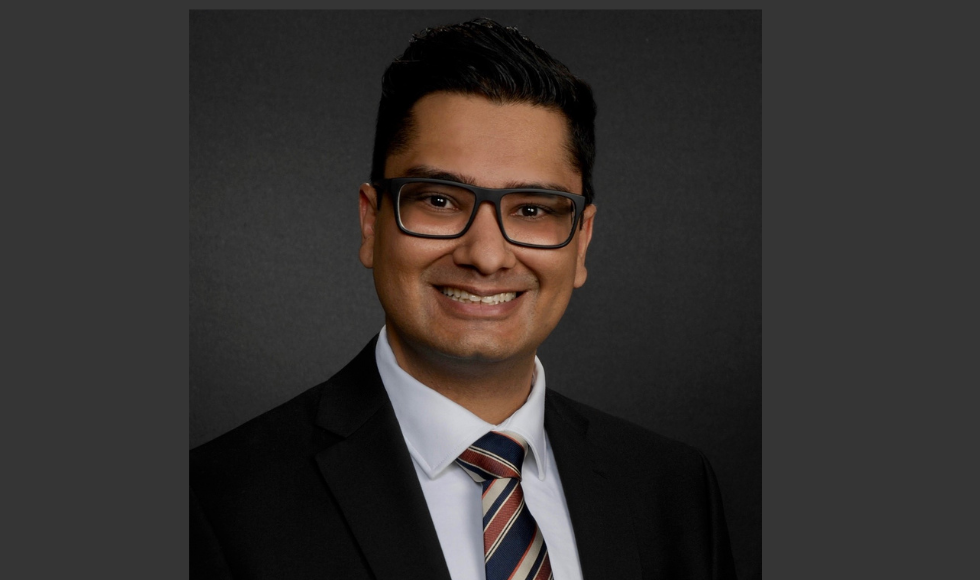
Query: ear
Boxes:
[
  {"xmin": 573, "ymin": 204, "xmax": 596, "ymax": 288},
  {"xmin": 358, "ymin": 183, "xmax": 379, "ymax": 269}
]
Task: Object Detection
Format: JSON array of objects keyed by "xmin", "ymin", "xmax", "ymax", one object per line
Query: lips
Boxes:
[{"xmin": 439, "ymin": 286, "xmax": 519, "ymax": 305}]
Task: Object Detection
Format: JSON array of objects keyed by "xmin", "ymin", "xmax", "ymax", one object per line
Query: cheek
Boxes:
[
  {"xmin": 374, "ymin": 215, "xmax": 414, "ymax": 274},
  {"xmin": 542, "ymin": 284, "xmax": 575, "ymax": 322},
  {"xmin": 371, "ymin": 228, "xmax": 412, "ymax": 302},
  {"xmin": 521, "ymin": 252, "xmax": 579, "ymax": 306},
  {"xmin": 373, "ymin": 226, "xmax": 446, "ymax": 294}
]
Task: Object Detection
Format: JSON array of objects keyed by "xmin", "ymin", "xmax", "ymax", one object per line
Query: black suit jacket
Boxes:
[{"xmin": 191, "ymin": 338, "xmax": 737, "ymax": 579}]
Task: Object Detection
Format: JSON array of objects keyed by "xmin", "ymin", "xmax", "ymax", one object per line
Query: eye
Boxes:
[
  {"xmin": 401, "ymin": 189, "xmax": 461, "ymax": 211},
  {"xmin": 517, "ymin": 204, "xmax": 548, "ymax": 218},
  {"xmin": 426, "ymin": 195, "xmax": 451, "ymax": 208}
]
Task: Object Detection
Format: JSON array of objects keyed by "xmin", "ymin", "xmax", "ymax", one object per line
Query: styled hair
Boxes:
[{"xmin": 370, "ymin": 17, "xmax": 597, "ymax": 205}]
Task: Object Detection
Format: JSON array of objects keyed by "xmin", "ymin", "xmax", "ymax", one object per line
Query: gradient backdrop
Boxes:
[{"xmin": 190, "ymin": 10, "xmax": 761, "ymax": 579}]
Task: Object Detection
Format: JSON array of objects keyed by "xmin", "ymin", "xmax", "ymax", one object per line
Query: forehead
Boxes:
[{"xmin": 385, "ymin": 92, "xmax": 582, "ymax": 193}]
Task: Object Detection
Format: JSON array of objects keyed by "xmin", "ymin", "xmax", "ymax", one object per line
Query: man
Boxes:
[{"xmin": 191, "ymin": 17, "xmax": 737, "ymax": 580}]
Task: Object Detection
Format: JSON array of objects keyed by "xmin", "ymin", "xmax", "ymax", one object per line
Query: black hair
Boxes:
[{"xmin": 370, "ymin": 17, "xmax": 597, "ymax": 205}]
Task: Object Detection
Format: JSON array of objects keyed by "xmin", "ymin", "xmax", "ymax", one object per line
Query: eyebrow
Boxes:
[{"xmin": 399, "ymin": 165, "xmax": 576, "ymax": 194}]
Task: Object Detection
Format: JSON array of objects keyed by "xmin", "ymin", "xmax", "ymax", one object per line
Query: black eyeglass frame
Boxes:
[{"xmin": 374, "ymin": 177, "xmax": 588, "ymax": 249}]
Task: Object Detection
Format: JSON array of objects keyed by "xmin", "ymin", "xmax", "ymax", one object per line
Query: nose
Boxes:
[{"xmin": 451, "ymin": 202, "xmax": 518, "ymax": 274}]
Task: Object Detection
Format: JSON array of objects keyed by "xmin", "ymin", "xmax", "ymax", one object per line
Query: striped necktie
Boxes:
[{"xmin": 455, "ymin": 431, "xmax": 553, "ymax": 580}]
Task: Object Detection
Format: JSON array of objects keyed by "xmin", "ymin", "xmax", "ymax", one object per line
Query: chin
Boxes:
[
  {"xmin": 435, "ymin": 340, "xmax": 514, "ymax": 363},
  {"xmin": 422, "ymin": 333, "xmax": 528, "ymax": 365}
]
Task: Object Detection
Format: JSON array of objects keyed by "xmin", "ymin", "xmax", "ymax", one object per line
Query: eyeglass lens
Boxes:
[{"xmin": 396, "ymin": 181, "xmax": 577, "ymax": 247}]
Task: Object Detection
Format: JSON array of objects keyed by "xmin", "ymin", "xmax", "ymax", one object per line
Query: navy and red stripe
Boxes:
[{"xmin": 455, "ymin": 431, "xmax": 553, "ymax": 580}]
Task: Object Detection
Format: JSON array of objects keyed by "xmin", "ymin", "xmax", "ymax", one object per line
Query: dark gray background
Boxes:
[{"xmin": 190, "ymin": 10, "xmax": 760, "ymax": 579}]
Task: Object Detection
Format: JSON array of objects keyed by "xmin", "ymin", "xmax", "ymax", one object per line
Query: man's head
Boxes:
[
  {"xmin": 370, "ymin": 17, "xmax": 597, "ymax": 205},
  {"xmin": 359, "ymin": 19, "xmax": 597, "ymax": 375}
]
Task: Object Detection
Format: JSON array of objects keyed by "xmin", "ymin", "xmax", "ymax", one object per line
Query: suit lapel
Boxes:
[
  {"xmin": 545, "ymin": 392, "xmax": 642, "ymax": 579},
  {"xmin": 313, "ymin": 339, "xmax": 452, "ymax": 580}
]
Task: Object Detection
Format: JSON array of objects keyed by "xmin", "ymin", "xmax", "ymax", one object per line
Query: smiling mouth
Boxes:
[{"xmin": 440, "ymin": 286, "xmax": 519, "ymax": 305}]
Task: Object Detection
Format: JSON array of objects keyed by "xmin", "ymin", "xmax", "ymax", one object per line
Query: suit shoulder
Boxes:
[
  {"xmin": 544, "ymin": 393, "xmax": 737, "ymax": 578},
  {"xmin": 546, "ymin": 389, "xmax": 709, "ymax": 473},
  {"xmin": 190, "ymin": 382, "xmax": 330, "ymax": 483},
  {"xmin": 191, "ymin": 337, "xmax": 380, "ymax": 468},
  {"xmin": 190, "ymin": 338, "xmax": 381, "ymax": 494}
]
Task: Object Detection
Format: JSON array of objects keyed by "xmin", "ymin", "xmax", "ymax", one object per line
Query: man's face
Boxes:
[{"xmin": 359, "ymin": 92, "xmax": 596, "ymax": 368}]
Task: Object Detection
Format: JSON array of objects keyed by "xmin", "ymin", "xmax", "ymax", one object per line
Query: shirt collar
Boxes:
[{"xmin": 375, "ymin": 326, "xmax": 549, "ymax": 481}]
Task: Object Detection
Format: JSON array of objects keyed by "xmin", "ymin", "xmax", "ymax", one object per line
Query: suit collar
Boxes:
[
  {"xmin": 313, "ymin": 339, "xmax": 642, "ymax": 579},
  {"xmin": 545, "ymin": 391, "xmax": 643, "ymax": 579},
  {"xmin": 314, "ymin": 337, "xmax": 452, "ymax": 580}
]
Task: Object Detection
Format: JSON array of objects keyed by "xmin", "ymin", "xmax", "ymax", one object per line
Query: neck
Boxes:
[{"xmin": 387, "ymin": 334, "xmax": 536, "ymax": 425}]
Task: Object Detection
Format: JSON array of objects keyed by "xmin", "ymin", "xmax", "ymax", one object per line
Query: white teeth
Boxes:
[{"xmin": 440, "ymin": 287, "xmax": 518, "ymax": 305}]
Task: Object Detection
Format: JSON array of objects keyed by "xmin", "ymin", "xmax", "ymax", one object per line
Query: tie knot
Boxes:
[{"xmin": 455, "ymin": 430, "xmax": 528, "ymax": 483}]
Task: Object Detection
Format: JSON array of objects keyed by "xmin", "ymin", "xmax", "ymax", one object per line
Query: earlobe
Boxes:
[
  {"xmin": 573, "ymin": 204, "xmax": 596, "ymax": 288},
  {"xmin": 358, "ymin": 183, "xmax": 378, "ymax": 269}
]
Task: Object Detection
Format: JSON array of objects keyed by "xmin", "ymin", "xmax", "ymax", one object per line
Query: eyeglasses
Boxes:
[{"xmin": 375, "ymin": 177, "xmax": 587, "ymax": 249}]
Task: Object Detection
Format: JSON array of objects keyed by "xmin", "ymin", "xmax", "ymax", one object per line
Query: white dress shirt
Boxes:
[{"xmin": 375, "ymin": 327, "xmax": 584, "ymax": 580}]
